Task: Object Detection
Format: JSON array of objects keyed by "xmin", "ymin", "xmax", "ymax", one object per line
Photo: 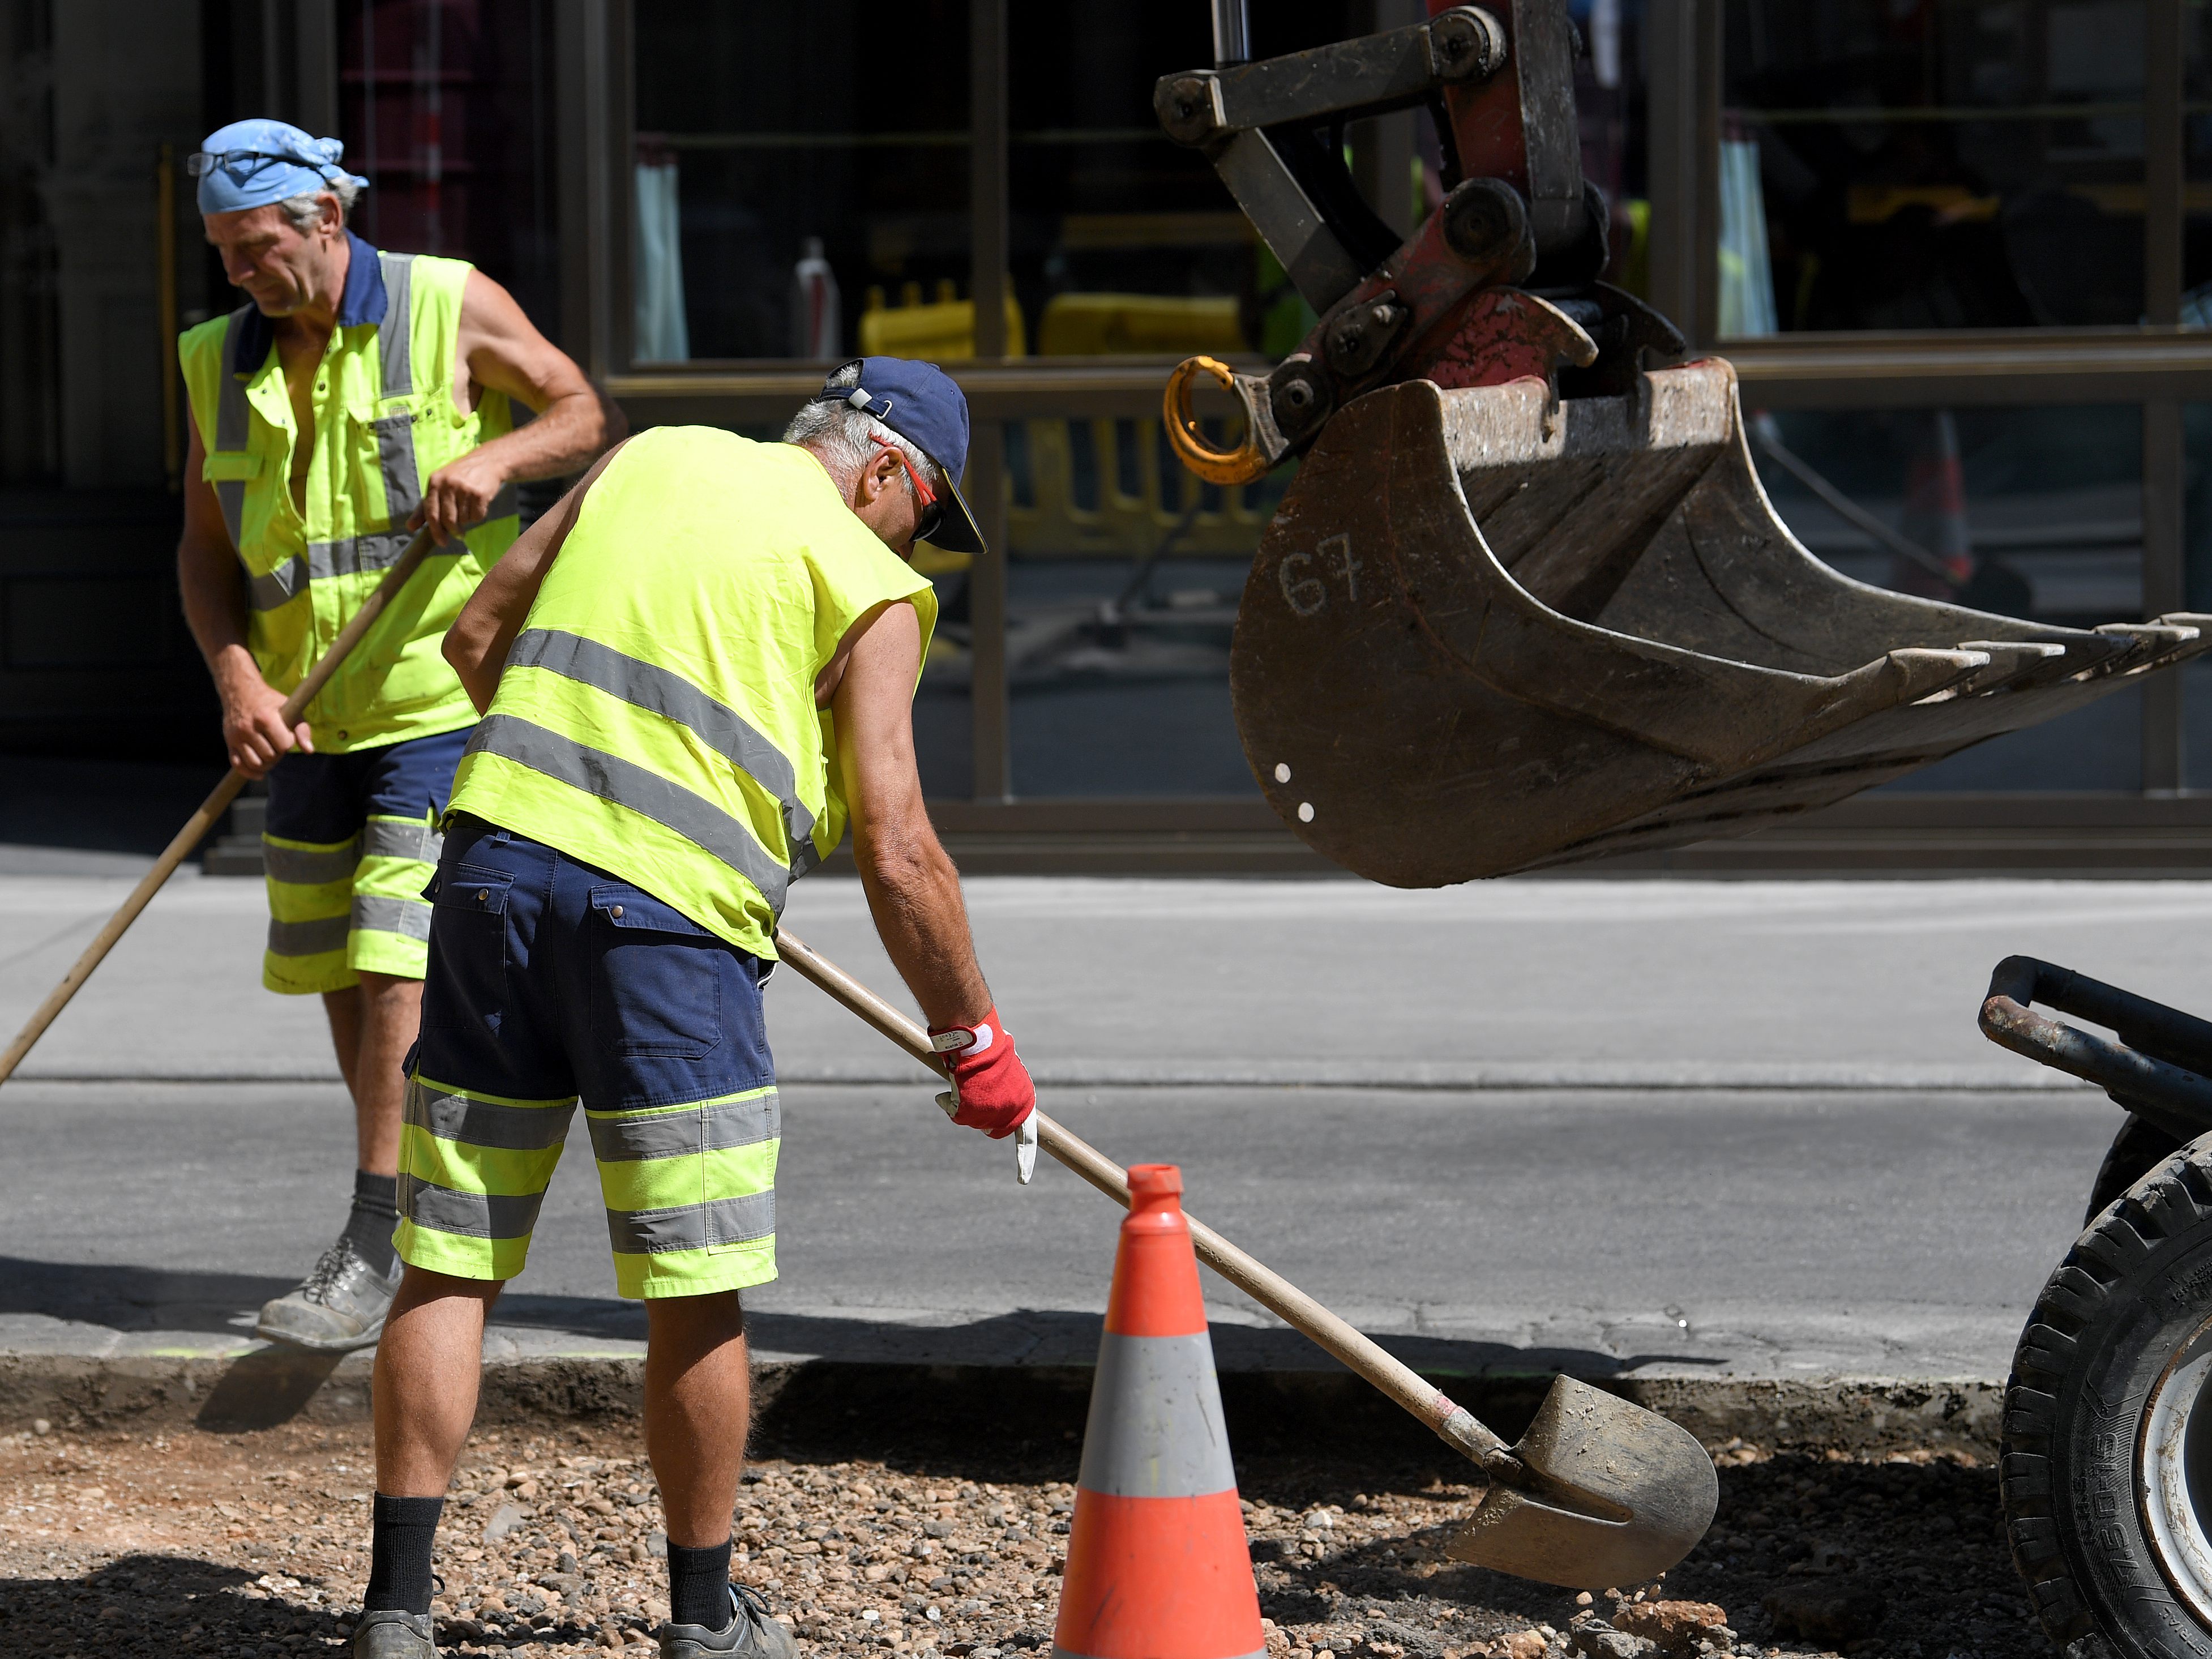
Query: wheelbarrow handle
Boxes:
[
  {"xmin": 1979, "ymin": 954, "xmax": 2212, "ymax": 1144},
  {"xmin": 771, "ymin": 926, "xmax": 1515, "ymax": 1468}
]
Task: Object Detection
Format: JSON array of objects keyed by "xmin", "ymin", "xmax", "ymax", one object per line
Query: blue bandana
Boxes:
[{"xmin": 194, "ymin": 118, "xmax": 370, "ymax": 215}]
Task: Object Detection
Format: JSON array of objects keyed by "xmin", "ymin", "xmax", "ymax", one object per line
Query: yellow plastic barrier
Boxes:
[
  {"xmin": 1007, "ymin": 416, "xmax": 1273, "ymax": 561},
  {"xmin": 1036, "ymin": 292, "xmax": 1247, "ymax": 357},
  {"xmin": 858, "ymin": 280, "xmax": 1026, "ymax": 359}
]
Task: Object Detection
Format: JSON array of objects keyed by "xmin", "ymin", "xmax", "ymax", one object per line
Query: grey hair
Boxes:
[
  {"xmin": 782, "ymin": 361, "xmax": 945, "ymax": 499},
  {"xmin": 277, "ymin": 178, "xmax": 361, "ymax": 232}
]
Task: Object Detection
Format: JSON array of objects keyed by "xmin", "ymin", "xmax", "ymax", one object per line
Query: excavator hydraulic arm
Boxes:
[{"xmin": 1156, "ymin": 0, "xmax": 2210, "ymax": 885}]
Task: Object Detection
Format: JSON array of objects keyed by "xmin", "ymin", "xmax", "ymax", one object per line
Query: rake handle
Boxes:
[
  {"xmin": 772, "ymin": 926, "xmax": 1511, "ymax": 1465},
  {"xmin": 0, "ymin": 528, "xmax": 439, "ymax": 1088}
]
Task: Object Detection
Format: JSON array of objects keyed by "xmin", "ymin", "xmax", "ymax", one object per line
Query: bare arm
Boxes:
[
  {"xmin": 443, "ymin": 439, "xmax": 628, "ymax": 712},
  {"xmin": 832, "ymin": 601, "xmax": 992, "ymax": 1028},
  {"xmin": 414, "ymin": 269, "xmax": 622, "ymax": 544},
  {"xmin": 176, "ymin": 423, "xmax": 311, "ymax": 776}
]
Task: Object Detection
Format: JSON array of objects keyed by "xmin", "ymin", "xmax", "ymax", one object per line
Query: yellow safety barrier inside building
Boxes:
[
  {"xmin": 865, "ymin": 283, "xmax": 1276, "ymax": 568},
  {"xmin": 859, "ymin": 280, "xmax": 1028, "ymax": 360},
  {"xmin": 1034, "ymin": 293, "xmax": 1246, "ymax": 358}
]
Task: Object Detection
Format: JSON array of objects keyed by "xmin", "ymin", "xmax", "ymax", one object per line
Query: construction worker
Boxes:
[
  {"xmin": 346, "ymin": 359, "xmax": 1036, "ymax": 1659},
  {"xmin": 176, "ymin": 120, "xmax": 612, "ymax": 1353}
]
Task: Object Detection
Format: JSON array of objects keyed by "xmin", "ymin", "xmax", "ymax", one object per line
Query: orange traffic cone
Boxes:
[{"xmin": 1054, "ymin": 1164, "xmax": 1267, "ymax": 1659}]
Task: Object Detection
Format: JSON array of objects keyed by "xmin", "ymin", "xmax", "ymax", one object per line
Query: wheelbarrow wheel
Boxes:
[
  {"xmin": 2004, "ymin": 1135, "xmax": 2212, "ymax": 1658},
  {"xmin": 2085, "ymin": 1114, "xmax": 2188, "ymax": 1226}
]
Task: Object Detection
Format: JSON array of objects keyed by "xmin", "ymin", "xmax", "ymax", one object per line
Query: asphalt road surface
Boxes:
[{"xmin": 0, "ymin": 872, "xmax": 2185, "ymax": 1380}]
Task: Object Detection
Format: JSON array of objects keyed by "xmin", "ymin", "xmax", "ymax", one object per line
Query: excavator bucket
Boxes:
[
  {"xmin": 1230, "ymin": 363, "xmax": 2209, "ymax": 885},
  {"xmin": 1159, "ymin": 6, "xmax": 2212, "ymax": 889},
  {"xmin": 1156, "ymin": 2, "xmax": 2207, "ymax": 884}
]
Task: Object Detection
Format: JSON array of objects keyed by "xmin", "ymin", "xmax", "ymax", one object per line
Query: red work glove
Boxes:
[{"xmin": 929, "ymin": 1006, "xmax": 1036, "ymax": 1138}]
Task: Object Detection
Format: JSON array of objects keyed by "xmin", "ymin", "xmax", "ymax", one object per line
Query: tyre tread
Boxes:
[{"xmin": 2006, "ymin": 1137, "xmax": 2212, "ymax": 1657}]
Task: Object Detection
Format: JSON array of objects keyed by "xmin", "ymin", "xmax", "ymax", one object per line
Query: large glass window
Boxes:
[
  {"xmin": 1003, "ymin": 420, "xmax": 1291, "ymax": 797},
  {"xmin": 630, "ymin": 1, "xmax": 970, "ymax": 363},
  {"xmin": 1006, "ymin": 3, "xmax": 1410, "ymax": 369},
  {"xmin": 1006, "ymin": 2, "xmax": 1245, "ymax": 362},
  {"xmin": 2179, "ymin": 402, "xmax": 2212, "ymax": 786},
  {"xmin": 341, "ymin": 1, "xmax": 563, "ymax": 332},
  {"xmin": 913, "ymin": 555, "xmax": 975, "ymax": 801},
  {"xmin": 998, "ymin": 5, "xmax": 1355, "ymax": 798},
  {"xmin": 607, "ymin": 3, "xmax": 2212, "ymax": 814},
  {"xmin": 2182, "ymin": 7, "xmax": 2212, "ymax": 310},
  {"xmin": 1722, "ymin": 0, "xmax": 2147, "ymax": 333},
  {"xmin": 1749, "ymin": 401, "xmax": 2143, "ymax": 789}
]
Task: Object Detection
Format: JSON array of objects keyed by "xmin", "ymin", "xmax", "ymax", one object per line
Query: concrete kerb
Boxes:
[{"xmin": 0, "ymin": 1349, "xmax": 2004, "ymax": 1465}]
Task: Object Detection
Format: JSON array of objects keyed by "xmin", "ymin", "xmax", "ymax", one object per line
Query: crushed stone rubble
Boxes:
[{"xmin": 0, "ymin": 1421, "xmax": 2046, "ymax": 1658}]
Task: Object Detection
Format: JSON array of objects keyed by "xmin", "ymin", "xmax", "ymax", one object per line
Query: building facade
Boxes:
[{"xmin": 9, "ymin": 0, "xmax": 2212, "ymax": 870}]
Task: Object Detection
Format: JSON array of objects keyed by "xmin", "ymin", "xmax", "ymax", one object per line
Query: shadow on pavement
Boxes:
[
  {"xmin": 741, "ymin": 1306, "xmax": 1715, "ymax": 1380},
  {"xmin": 2, "ymin": 1256, "xmax": 1720, "ymax": 1379},
  {"xmin": 195, "ymin": 1348, "xmax": 347, "ymax": 1433},
  {"xmin": 0, "ymin": 1553, "xmax": 322, "ymax": 1653},
  {"xmin": 0, "ymin": 1258, "xmax": 651, "ymax": 1344},
  {"xmin": 0, "ymin": 1256, "xmax": 290, "ymax": 1336}
]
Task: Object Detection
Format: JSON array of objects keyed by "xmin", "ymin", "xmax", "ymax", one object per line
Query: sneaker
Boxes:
[
  {"xmin": 255, "ymin": 1235, "xmax": 400, "ymax": 1352},
  {"xmin": 351, "ymin": 1608, "xmax": 435, "ymax": 1657},
  {"xmin": 658, "ymin": 1585, "xmax": 795, "ymax": 1659}
]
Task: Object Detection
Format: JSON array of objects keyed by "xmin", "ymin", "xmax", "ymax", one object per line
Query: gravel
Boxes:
[{"xmin": 0, "ymin": 1417, "xmax": 2047, "ymax": 1658}]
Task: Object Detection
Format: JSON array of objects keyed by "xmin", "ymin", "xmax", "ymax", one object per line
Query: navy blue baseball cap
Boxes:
[{"xmin": 811, "ymin": 356, "xmax": 986, "ymax": 555}]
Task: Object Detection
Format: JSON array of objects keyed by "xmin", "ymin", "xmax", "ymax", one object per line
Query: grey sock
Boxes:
[{"xmin": 344, "ymin": 1170, "xmax": 401, "ymax": 1277}]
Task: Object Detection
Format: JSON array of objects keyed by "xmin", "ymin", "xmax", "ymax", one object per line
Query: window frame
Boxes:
[{"xmin": 575, "ymin": 0, "xmax": 2212, "ymax": 818}]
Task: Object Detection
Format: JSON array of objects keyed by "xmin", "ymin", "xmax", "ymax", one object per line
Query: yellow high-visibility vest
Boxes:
[
  {"xmin": 179, "ymin": 237, "xmax": 516, "ymax": 750},
  {"xmin": 447, "ymin": 426, "xmax": 939, "ymax": 958}
]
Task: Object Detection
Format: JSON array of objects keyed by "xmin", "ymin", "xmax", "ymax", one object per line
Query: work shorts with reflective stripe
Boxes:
[
  {"xmin": 260, "ymin": 725, "xmax": 468, "ymax": 995},
  {"xmin": 397, "ymin": 814, "xmax": 780, "ymax": 1300}
]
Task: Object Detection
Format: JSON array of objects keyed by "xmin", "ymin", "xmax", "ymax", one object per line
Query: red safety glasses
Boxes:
[{"xmin": 868, "ymin": 434, "xmax": 944, "ymax": 544}]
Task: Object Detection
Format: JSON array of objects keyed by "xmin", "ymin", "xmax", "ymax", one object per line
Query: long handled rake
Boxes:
[{"xmin": 0, "ymin": 527, "xmax": 439, "ymax": 1087}]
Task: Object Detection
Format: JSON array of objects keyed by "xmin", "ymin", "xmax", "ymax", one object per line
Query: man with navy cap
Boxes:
[
  {"xmin": 339, "ymin": 358, "xmax": 1032, "ymax": 1657},
  {"xmin": 175, "ymin": 119, "xmax": 610, "ymax": 1356}
]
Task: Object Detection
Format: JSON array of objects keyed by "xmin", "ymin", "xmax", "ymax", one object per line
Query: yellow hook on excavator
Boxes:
[{"xmin": 1163, "ymin": 354, "xmax": 1274, "ymax": 486}]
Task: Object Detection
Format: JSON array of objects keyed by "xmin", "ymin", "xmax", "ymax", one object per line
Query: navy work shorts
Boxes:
[
  {"xmin": 259, "ymin": 726, "xmax": 469, "ymax": 993},
  {"xmin": 396, "ymin": 814, "xmax": 781, "ymax": 1299}
]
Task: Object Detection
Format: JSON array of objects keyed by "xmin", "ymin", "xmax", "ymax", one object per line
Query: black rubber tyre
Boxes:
[
  {"xmin": 2086, "ymin": 1115, "xmax": 2188, "ymax": 1225},
  {"xmin": 2004, "ymin": 1138, "xmax": 2212, "ymax": 1659}
]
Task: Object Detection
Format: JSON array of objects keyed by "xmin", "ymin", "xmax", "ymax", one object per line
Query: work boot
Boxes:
[
  {"xmin": 351, "ymin": 1609, "xmax": 435, "ymax": 1657},
  {"xmin": 658, "ymin": 1585, "xmax": 795, "ymax": 1659},
  {"xmin": 255, "ymin": 1235, "xmax": 400, "ymax": 1352}
]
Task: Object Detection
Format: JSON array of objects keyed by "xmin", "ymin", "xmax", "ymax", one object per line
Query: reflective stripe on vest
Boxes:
[
  {"xmin": 214, "ymin": 305, "xmax": 254, "ymax": 548},
  {"xmin": 463, "ymin": 712, "xmax": 803, "ymax": 914},
  {"xmin": 213, "ymin": 295, "xmax": 426, "ymax": 559},
  {"xmin": 506, "ymin": 627, "xmax": 820, "ymax": 866},
  {"xmin": 181, "ymin": 242, "xmax": 516, "ymax": 753},
  {"xmin": 373, "ymin": 253, "xmax": 422, "ymax": 522},
  {"xmin": 208, "ymin": 259, "xmax": 444, "ymax": 608},
  {"xmin": 445, "ymin": 429, "xmax": 935, "ymax": 955},
  {"xmin": 236, "ymin": 500, "xmax": 511, "ymax": 615},
  {"xmin": 380, "ymin": 253, "xmax": 415, "ymax": 397}
]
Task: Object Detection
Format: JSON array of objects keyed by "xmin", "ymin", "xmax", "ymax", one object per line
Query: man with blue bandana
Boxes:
[{"xmin": 176, "ymin": 119, "xmax": 613, "ymax": 1356}]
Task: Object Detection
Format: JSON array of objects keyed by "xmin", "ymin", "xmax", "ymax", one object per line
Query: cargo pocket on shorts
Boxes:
[
  {"xmin": 587, "ymin": 885, "xmax": 724, "ymax": 1060},
  {"xmin": 421, "ymin": 863, "xmax": 513, "ymax": 1036}
]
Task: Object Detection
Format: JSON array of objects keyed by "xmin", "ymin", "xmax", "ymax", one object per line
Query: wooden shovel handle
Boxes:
[
  {"xmin": 0, "ymin": 528, "xmax": 440, "ymax": 1088},
  {"xmin": 772, "ymin": 926, "xmax": 1511, "ymax": 1464}
]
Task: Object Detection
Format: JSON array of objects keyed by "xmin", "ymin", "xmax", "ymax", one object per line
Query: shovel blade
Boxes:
[{"xmin": 1447, "ymin": 1378, "xmax": 1718, "ymax": 1589}]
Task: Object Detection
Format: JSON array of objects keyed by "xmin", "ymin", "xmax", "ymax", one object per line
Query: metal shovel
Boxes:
[{"xmin": 773, "ymin": 927, "xmax": 1718, "ymax": 1589}]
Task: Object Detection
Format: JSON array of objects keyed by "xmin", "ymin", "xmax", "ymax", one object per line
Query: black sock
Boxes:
[
  {"xmin": 344, "ymin": 1170, "xmax": 400, "ymax": 1276},
  {"xmin": 668, "ymin": 1538, "xmax": 734, "ymax": 1630},
  {"xmin": 365, "ymin": 1494, "xmax": 443, "ymax": 1615}
]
